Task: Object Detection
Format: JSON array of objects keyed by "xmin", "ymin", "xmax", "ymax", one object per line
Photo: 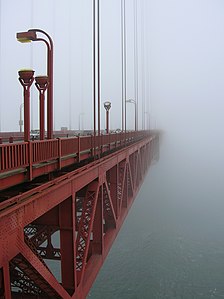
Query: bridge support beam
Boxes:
[
  {"xmin": 2, "ymin": 263, "xmax": 11, "ymax": 299},
  {"xmin": 92, "ymin": 187, "xmax": 104, "ymax": 255},
  {"xmin": 59, "ymin": 195, "xmax": 76, "ymax": 294},
  {"xmin": 0, "ymin": 134, "xmax": 159, "ymax": 299}
]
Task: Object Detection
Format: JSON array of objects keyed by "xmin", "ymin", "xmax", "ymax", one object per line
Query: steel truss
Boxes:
[{"xmin": 0, "ymin": 134, "xmax": 158, "ymax": 299}]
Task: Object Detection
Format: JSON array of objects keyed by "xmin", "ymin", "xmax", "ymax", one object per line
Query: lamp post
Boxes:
[
  {"xmin": 19, "ymin": 103, "xmax": 24, "ymax": 133},
  {"xmin": 103, "ymin": 101, "xmax": 111, "ymax": 134},
  {"xmin": 126, "ymin": 99, "xmax": 137, "ymax": 131},
  {"xmin": 16, "ymin": 29, "xmax": 54, "ymax": 139},
  {"xmin": 35, "ymin": 76, "xmax": 49, "ymax": 140},
  {"xmin": 18, "ymin": 69, "xmax": 35, "ymax": 142}
]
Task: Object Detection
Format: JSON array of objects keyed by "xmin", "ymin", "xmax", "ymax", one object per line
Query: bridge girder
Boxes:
[{"xmin": 0, "ymin": 135, "xmax": 158, "ymax": 299}]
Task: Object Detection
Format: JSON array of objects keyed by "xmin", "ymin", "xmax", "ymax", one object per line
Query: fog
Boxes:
[
  {"xmin": 0, "ymin": 0, "xmax": 148, "ymax": 132},
  {"xmin": 91, "ymin": 0, "xmax": 224, "ymax": 297},
  {"xmin": 149, "ymin": 0, "xmax": 224, "ymax": 225},
  {"xmin": 1, "ymin": 0, "xmax": 224, "ymax": 297}
]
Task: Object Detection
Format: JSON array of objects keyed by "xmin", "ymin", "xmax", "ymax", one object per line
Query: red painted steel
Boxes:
[
  {"xmin": 18, "ymin": 70, "xmax": 35, "ymax": 142},
  {"xmin": 17, "ymin": 29, "xmax": 54, "ymax": 140},
  {"xmin": 0, "ymin": 131, "xmax": 152, "ymax": 191},
  {"xmin": 35, "ymin": 76, "xmax": 49, "ymax": 140},
  {"xmin": 0, "ymin": 132, "xmax": 159, "ymax": 299}
]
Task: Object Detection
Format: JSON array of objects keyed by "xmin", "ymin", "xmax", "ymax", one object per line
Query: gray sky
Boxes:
[
  {"xmin": 147, "ymin": 0, "xmax": 224, "ymax": 244},
  {"xmin": 0, "ymin": 0, "xmax": 148, "ymax": 132},
  {"xmin": 0, "ymin": 0, "xmax": 224, "ymax": 136}
]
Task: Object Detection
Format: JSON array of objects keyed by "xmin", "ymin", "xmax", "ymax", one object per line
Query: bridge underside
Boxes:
[{"xmin": 0, "ymin": 135, "xmax": 158, "ymax": 299}]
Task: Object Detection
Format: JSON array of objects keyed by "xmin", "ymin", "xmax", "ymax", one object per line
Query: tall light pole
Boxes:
[
  {"xmin": 103, "ymin": 101, "xmax": 111, "ymax": 134},
  {"xmin": 35, "ymin": 76, "xmax": 49, "ymax": 140},
  {"xmin": 16, "ymin": 29, "xmax": 54, "ymax": 139},
  {"xmin": 18, "ymin": 69, "xmax": 35, "ymax": 142},
  {"xmin": 126, "ymin": 99, "xmax": 137, "ymax": 131}
]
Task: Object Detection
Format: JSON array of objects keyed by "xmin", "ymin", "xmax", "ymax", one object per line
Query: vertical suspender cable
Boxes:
[
  {"xmin": 121, "ymin": 0, "xmax": 124, "ymax": 132},
  {"xmin": 134, "ymin": 0, "xmax": 138, "ymax": 131},
  {"xmin": 141, "ymin": 0, "xmax": 145, "ymax": 130},
  {"xmin": 97, "ymin": 0, "xmax": 101, "ymax": 139},
  {"xmin": 52, "ymin": 2, "xmax": 56, "ymax": 132},
  {"xmin": 93, "ymin": 0, "xmax": 96, "ymax": 156},
  {"xmin": 0, "ymin": 1, "xmax": 2, "ymax": 131},
  {"xmin": 30, "ymin": 0, "xmax": 34, "ymax": 131},
  {"xmin": 124, "ymin": 0, "xmax": 127, "ymax": 134},
  {"xmin": 121, "ymin": 0, "xmax": 127, "ymax": 133},
  {"xmin": 68, "ymin": 1, "xmax": 72, "ymax": 131},
  {"xmin": 145, "ymin": 0, "xmax": 151, "ymax": 130}
]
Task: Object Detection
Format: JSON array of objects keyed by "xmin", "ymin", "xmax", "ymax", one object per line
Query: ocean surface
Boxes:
[{"xmin": 88, "ymin": 133, "xmax": 224, "ymax": 299}]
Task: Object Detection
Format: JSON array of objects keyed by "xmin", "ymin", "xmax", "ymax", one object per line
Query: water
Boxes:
[{"xmin": 88, "ymin": 133, "xmax": 224, "ymax": 298}]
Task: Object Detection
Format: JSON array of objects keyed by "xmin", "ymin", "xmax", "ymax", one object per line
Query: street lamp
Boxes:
[
  {"xmin": 16, "ymin": 29, "xmax": 54, "ymax": 139},
  {"xmin": 35, "ymin": 76, "xmax": 49, "ymax": 140},
  {"xmin": 126, "ymin": 99, "xmax": 137, "ymax": 131},
  {"xmin": 18, "ymin": 69, "xmax": 35, "ymax": 142},
  {"xmin": 19, "ymin": 103, "xmax": 24, "ymax": 133},
  {"xmin": 103, "ymin": 101, "xmax": 111, "ymax": 134}
]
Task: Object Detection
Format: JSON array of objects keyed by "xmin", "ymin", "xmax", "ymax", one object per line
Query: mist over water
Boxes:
[
  {"xmin": 89, "ymin": 1, "xmax": 224, "ymax": 298},
  {"xmin": 89, "ymin": 129, "xmax": 224, "ymax": 298}
]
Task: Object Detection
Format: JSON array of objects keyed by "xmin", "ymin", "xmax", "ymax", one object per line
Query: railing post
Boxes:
[
  {"xmin": 100, "ymin": 134, "xmax": 103, "ymax": 156},
  {"xmin": 77, "ymin": 136, "xmax": 80, "ymax": 163},
  {"xmin": 28, "ymin": 141, "xmax": 33, "ymax": 181},
  {"xmin": 108, "ymin": 133, "xmax": 111, "ymax": 151},
  {"xmin": 9, "ymin": 136, "xmax": 13, "ymax": 143},
  {"xmin": 90, "ymin": 134, "xmax": 93, "ymax": 157},
  {"xmin": 58, "ymin": 138, "xmax": 62, "ymax": 170}
]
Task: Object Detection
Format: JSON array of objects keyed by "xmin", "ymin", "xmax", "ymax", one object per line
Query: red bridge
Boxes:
[
  {"xmin": 0, "ymin": 130, "xmax": 159, "ymax": 299},
  {"xmin": 0, "ymin": 2, "xmax": 159, "ymax": 297}
]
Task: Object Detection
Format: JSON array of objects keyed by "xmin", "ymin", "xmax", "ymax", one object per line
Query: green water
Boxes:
[{"xmin": 88, "ymin": 139, "xmax": 224, "ymax": 298}]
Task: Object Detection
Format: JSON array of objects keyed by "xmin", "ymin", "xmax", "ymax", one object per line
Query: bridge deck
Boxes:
[
  {"xmin": 0, "ymin": 131, "xmax": 151, "ymax": 191},
  {"xmin": 0, "ymin": 132, "xmax": 159, "ymax": 299}
]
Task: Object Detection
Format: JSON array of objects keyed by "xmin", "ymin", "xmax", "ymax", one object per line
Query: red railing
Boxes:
[
  {"xmin": 0, "ymin": 131, "xmax": 152, "ymax": 179},
  {"xmin": 0, "ymin": 142, "xmax": 29, "ymax": 172},
  {"xmin": 80, "ymin": 136, "xmax": 92, "ymax": 152},
  {"xmin": 61, "ymin": 137, "xmax": 78, "ymax": 156},
  {"xmin": 32, "ymin": 139, "xmax": 59, "ymax": 163}
]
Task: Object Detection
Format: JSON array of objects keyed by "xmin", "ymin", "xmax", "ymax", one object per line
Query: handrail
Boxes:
[
  {"xmin": 0, "ymin": 130, "xmax": 152, "ymax": 177},
  {"xmin": 0, "ymin": 142, "xmax": 29, "ymax": 172}
]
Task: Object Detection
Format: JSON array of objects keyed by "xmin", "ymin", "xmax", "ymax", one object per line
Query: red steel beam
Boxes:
[
  {"xmin": 0, "ymin": 134, "xmax": 159, "ymax": 299},
  {"xmin": 0, "ymin": 131, "xmax": 153, "ymax": 191}
]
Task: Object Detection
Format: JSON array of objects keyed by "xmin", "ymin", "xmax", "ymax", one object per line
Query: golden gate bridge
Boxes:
[{"xmin": 0, "ymin": 1, "xmax": 159, "ymax": 298}]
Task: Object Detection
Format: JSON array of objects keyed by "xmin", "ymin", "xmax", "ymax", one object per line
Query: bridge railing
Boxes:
[
  {"xmin": 32, "ymin": 139, "xmax": 59, "ymax": 163},
  {"xmin": 0, "ymin": 142, "xmax": 29, "ymax": 172},
  {"xmin": 61, "ymin": 137, "xmax": 79, "ymax": 156},
  {"xmin": 0, "ymin": 131, "xmax": 152, "ymax": 177}
]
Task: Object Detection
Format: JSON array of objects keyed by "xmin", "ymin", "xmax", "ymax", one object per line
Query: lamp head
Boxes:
[
  {"xmin": 16, "ymin": 30, "xmax": 37, "ymax": 43},
  {"xmin": 35, "ymin": 76, "xmax": 49, "ymax": 91},
  {"xmin": 18, "ymin": 69, "xmax": 35, "ymax": 86},
  {"xmin": 103, "ymin": 101, "xmax": 111, "ymax": 111}
]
